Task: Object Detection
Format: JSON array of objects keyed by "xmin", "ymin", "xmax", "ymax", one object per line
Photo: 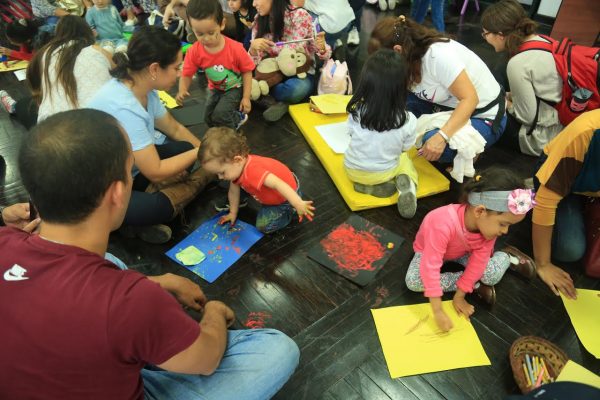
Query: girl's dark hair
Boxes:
[
  {"xmin": 347, "ymin": 49, "xmax": 409, "ymax": 132},
  {"xmin": 461, "ymin": 167, "xmax": 524, "ymax": 204},
  {"xmin": 198, "ymin": 127, "xmax": 250, "ymax": 164},
  {"xmin": 186, "ymin": 0, "xmax": 224, "ymax": 24},
  {"xmin": 240, "ymin": 0, "xmax": 254, "ymax": 11},
  {"xmin": 27, "ymin": 15, "xmax": 95, "ymax": 107},
  {"xmin": 6, "ymin": 18, "xmax": 43, "ymax": 49},
  {"xmin": 369, "ymin": 16, "xmax": 450, "ymax": 87},
  {"xmin": 111, "ymin": 26, "xmax": 181, "ymax": 81},
  {"xmin": 481, "ymin": 0, "xmax": 538, "ymax": 56},
  {"xmin": 256, "ymin": 0, "xmax": 294, "ymax": 42}
]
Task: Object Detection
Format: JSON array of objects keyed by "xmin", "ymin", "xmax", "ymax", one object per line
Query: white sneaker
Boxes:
[
  {"xmin": 125, "ymin": 18, "xmax": 136, "ymax": 26},
  {"xmin": 334, "ymin": 39, "xmax": 343, "ymax": 49},
  {"xmin": 395, "ymin": 174, "xmax": 417, "ymax": 219},
  {"xmin": 388, "ymin": 0, "xmax": 396, "ymax": 10},
  {"xmin": 347, "ymin": 27, "xmax": 360, "ymax": 46},
  {"xmin": 378, "ymin": 0, "xmax": 387, "ymax": 11}
]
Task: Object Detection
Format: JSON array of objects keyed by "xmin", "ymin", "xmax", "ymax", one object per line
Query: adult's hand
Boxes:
[
  {"xmin": 421, "ymin": 131, "xmax": 447, "ymax": 161},
  {"xmin": 537, "ymin": 262, "xmax": 577, "ymax": 299},
  {"xmin": 163, "ymin": 4, "xmax": 176, "ymax": 27},
  {"xmin": 250, "ymin": 38, "xmax": 275, "ymax": 55},
  {"xmin": 204, "ymin": 300, "xmax": 235, "ymax": 327},
  {"xmin": 170, "ymin": 274, "xmax": 208, "ymax": 311},
  {"xmin": 2, "ymin": 203, "xmax": 41, "ymax": 233}
]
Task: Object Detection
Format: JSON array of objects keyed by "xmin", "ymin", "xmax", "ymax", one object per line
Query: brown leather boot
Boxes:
[
  {"xmin": 474, "ymin": 284, "xmax": 496, "ymax": 305},
  {"xmin": 159, "ymin": 167, "xmax": 216, "ymax": 218}
]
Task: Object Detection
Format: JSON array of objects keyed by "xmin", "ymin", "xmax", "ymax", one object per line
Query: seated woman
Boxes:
[
  {"xmin": 532, "ymin": 109, "xmax": 600, "ymax": 300},
  {"xmin": 27, "ymin": 15, "xmax": 112, "ymax": 122},
  {"xmin": 481, "ymin": 0, "xmax": 563, "ymax": 156},
  {"xmin": 250, "ymin": 0, "xmax": 330, "ymax": 122},
  {"xmin": 369, "ymin": 16, "xmax": 507, "ymax": 165},
  {"xmin": 88, "ymin": 26, "xmax": 213, "ymax": 244}
]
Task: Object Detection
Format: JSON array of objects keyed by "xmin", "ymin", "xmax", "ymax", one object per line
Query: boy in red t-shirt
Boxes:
[
  {"xmin": 199, "ymin": 127, "xmax": 315, "ymax": 233},
  {"xmin": 176, "ymin": 0, "xmax": 255, "ymax": 130}
]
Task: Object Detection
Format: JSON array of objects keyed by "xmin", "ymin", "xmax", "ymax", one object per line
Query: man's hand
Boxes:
[
  {"xmin": 204, "ymin": 300, "xmax": 235, "ymax": 327},
  {"xmin": 537, "ymin": 262, "xmax": 577, "ymax": 299},
  {"xmin": 158, "ymin": 273, "xmax": 208, "ymax": 311},
  {"xmin": 2, "ymin": 203, "xmax": 41, "ymax": 233}
]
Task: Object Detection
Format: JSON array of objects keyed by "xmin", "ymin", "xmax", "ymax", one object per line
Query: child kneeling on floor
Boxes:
[
  {"xmin": 405, "ymin": 167, "xmax": 537, "ymax": 332},
  {"xmin": 199, "ymin": 127, "xmax": 315, "ymax": 233},
  {"xmin": 343, "ymin": 49, "xmax": 418, "ymax": 218}
]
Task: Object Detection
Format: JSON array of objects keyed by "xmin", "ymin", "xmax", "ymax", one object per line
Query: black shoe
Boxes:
[{"xmin": 214, "ymin": 198, "xmax": 249, "ymax": 212}]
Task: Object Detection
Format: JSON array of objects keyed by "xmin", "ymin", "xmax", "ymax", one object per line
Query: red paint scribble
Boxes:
[
  {"xmin": 244, "ymin": 311, "xmax": 272, "ymax": 329},
  {"xmin": 320, "ymin": 224, "xmax": 385, "ymax": 276},
  {"xmin": 216, "ymin": 245, "xmax": 222, "ymax": 250},
  {"xmin": 231, "ymin": 235, "xmax": 240, "ymax": 246},
  {"xmin": 232, "ymin": 246, "xmax": 241, "ymax": 254},
  {"xmin": 208, "ymin": 250, "xmax": 214, "ymax": 255},
  {"xmin": 225, "ymin": 246, "xmax": 230, "ymax": 251}
]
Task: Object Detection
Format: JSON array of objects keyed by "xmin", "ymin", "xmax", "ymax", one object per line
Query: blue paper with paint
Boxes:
[{"xmin": 166, "ymin": 213, "xmax": 264, "ymax": 283}]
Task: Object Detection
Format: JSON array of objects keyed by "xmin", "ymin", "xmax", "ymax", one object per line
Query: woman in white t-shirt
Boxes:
[
  {"xmin": 27, "ymin": 15, "xmax": 112, "ymax": 122},
  {"xmin": 481, "ymin": 0, "xmax": 563, "ymax": 156},
  {"xmin": 368, "ymin": 15, "xmax": 507, "ymax": 164}
]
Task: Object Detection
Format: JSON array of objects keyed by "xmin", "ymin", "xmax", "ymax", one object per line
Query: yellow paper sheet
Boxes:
[
  {"xmin": 309, "ymin": 94, "xmax": 352, "ymax": 114},
  {"xmin": 556, "ymin": 360, "xmax": 600, "ymax": 389},
  {"xmin": 561, "ymin": 289, "xmax": 600, "ymax": 358},
  {"xmin": 0, "ymin": 60, "xmax": 28, "ymax": 72},
  {"xmin": 372, "ymin": 301, "xmax": 490, "ymax": 378},
  {"xmin": 158, "ymin": 91, "xmax": 179, "ymax": 109},
  {"xmin": 289, "ymin": 103, "xmax": 450, "ymax": 211}
]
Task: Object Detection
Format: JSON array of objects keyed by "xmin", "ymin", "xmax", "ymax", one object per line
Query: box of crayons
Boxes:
[{"xmin": 509, "ymin": 336, "xmax": 569, "ymax": 393}]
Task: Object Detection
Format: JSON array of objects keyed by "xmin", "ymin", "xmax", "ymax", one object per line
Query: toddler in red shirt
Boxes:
[
  {"xmin": 199, "ymin": 127, "xmax": 315, "ymax": 233},
  {"xmin": 177, "ymin": 0, "xmax": 255, "ymax": 130}
]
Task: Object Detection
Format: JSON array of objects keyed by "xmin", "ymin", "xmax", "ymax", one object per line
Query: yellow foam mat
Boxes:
[{"xmin": 289, "ymin": 103, "xmax": 450, "ymax": 211}]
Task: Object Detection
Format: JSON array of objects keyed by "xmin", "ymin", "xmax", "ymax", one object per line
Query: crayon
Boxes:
[
  {"xmin": 525, "ymin": 354, "xmax": 535, "ymax": 385},
  {"xmin": 522, "ymin": 362, "xmax": 532, "ymax": 387},
  {"xmin": 535, "ymin": 366, "xmax": 545, "ymax": 388}
]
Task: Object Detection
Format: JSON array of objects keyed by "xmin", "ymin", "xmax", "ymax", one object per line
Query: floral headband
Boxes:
[{"xmin": 467, "ymin": 189, "xmax": 536, "ymax": 215}]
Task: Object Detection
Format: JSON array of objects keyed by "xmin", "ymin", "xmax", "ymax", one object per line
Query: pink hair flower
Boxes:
[{"xmin": 507, "ymin": 189, "xmax": 536, "ymax": 215}]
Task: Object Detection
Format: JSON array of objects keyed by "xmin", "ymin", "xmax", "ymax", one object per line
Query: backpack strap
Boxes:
[{"xmin": 517, "ymin": 35, "xmax": 555, "ymax": 54}]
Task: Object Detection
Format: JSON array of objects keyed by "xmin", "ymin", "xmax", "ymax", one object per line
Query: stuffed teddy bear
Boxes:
[{"xmin": 250, "ymin": 47, "xmax": 312, "ymax": 100}]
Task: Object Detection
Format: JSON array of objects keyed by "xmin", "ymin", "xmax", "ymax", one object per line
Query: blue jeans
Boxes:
[
  {"xmin": 552, "ymin": 194, "xmax": 586, "ymax": 262},
  {"xmin": 411, "ymin": 0, "xmax": 446, "ymax": 32},
  {"xmin": 142, "ymin": 329, "xmax": 300, "ymax": 400},
  {"xmin": 272, "ymin": 74, "xmax": 315, "ymax": 104},
  {"xmin": 408, "ymin": 93, "xmax": 507, "ymax": 164}
]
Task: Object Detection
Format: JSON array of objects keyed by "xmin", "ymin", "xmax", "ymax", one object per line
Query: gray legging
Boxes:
[{"xmin": 405, "ymin": 251, "xmax": 511, "ymax": 293}]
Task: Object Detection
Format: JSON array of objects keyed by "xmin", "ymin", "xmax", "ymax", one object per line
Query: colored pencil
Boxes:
[
  {"xmin": 274, "ymin": 38, "xmax": 314, "ymax": 46},
  {"xmin": 540, "ymin": 358, "xmax": 551, "ymax": 382},
  {"xmin": 522, "ymin": 362, "xmax": 532, "ymax": 387},
  {"xmin": 525, "ymin": 354, "xmax": 535, "ymax": 384},
  {"xmin": 535, "ymin": 366, "xmax": 545, "ymax": 388}
]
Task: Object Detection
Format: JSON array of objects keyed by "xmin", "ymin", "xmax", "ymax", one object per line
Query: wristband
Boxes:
[{"xmin": 437, "ymin": 129, "xmax": 449, "ymax": 142}]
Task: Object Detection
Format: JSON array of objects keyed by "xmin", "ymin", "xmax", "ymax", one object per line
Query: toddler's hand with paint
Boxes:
[
  {"xmin": 219, "ymin": 212, "xmax": 237, "ymax": 226},
  {"xmin": 433, "ymin": 309, "xmax": 453, "ymax": 332},
  {"xmin": 294, "ymin": 200, "xmax": 315, "ymax": 223}
]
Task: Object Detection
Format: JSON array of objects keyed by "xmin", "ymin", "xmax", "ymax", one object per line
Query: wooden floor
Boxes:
[{"xmin": 1, "ymin": 3, "xmax": 599, "ymax": 399}]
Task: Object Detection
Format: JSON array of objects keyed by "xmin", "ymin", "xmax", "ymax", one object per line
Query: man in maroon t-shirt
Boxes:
[{"xmin": 0, "ymin": 109, "xmax": 299, "ymax": 399}]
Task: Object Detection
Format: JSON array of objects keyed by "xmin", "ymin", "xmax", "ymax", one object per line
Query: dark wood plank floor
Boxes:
[{"xmin": 1, "ymin": 2, "xmax": 598, "ymax": 399}]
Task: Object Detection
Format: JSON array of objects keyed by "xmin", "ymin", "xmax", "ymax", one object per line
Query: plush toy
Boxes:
[{"xmin": 250, "ymin": 47, "xmax": 312, "ymax": 100}]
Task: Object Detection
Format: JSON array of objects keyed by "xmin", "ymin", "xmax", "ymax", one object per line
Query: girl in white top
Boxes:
[
  {"xmin": 299, "ymin": 0, "xmax": 355, "ymax": 48},
  {"xmin": 344, "ymin": 49, "xmax": 418, "ymax": 218},
  {"xmin": 369, "ymin": 15, "xmax": 507, "ymax": 165},
  {"xmin": 481, "ymin": 0, "xmax": 563, "ymax": 156},
  {"xmin": 27, "ymin": 15, "xmax": 112, "ymax": 122}
]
